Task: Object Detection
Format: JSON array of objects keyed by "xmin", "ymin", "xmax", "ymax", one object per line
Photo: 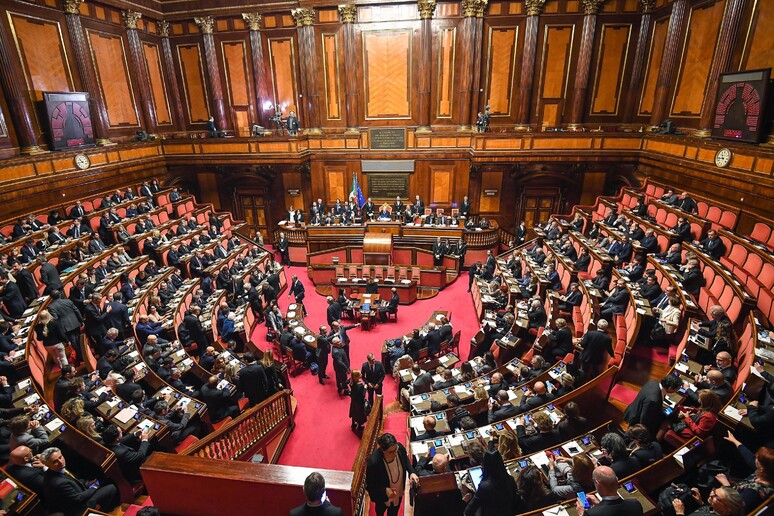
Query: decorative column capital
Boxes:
[
  {"xmin": 122, "ymin": 10, "xmax": 142, "ymax": 30},
  {"xmin": 639, "ymin": 0, "xmax": 656, "ymax": 13},
  {"xmin": 63, "ymin": 0, "xmax": 85, "ymax": 15},
  {"xmin": 291, "ymin": 8, "xmax": 316, "ymax": 27},
  {"xmin": 581, "ymin": 0, "xmax": 605, "ymax": 15},
  {"xmin": 418, "ymin": 0, "xmax": 437, "ymax": 19},
  {"xmin": 524, "ymin": 0, "xmax": 547, "ymax": 16},
  {"xmin": 194, "ymin": 16, "xmax": 215, "ymax": 34},
  {"xmin": 338, "ymin": 4, "xmax": 357, "ymax": 23},
  {"xmin": 242, "ymin": 13, "xmax": 262, "ymax": 31},
  {"xmin": 158, "ymin": 20, "xmax": 170, "ymax": 37},
  {"xmin": 462, "ymin": 0, "xmax": 488, "ymax": 17}
]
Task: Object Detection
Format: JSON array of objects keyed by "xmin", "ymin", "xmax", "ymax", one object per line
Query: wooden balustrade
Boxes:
[
  {"xmin": 182, "ymin": 389, "xmax": 295, "ymax": 463},
  {"xmin": 350, "ymin": 395, "xmax": 383, "ymax": 516}
]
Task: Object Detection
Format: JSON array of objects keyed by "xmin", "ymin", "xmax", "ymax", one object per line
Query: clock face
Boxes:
[
  {"xmin": 74, "ymin": 153, "xmax": 90, "ymax": 170},
  {"xmin": 714, "ymin": 148, "xmax": 732, "ymax": 168}
]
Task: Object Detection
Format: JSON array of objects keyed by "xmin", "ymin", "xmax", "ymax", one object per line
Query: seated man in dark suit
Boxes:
[
  {"xmin": 578, "ymin": 466, "xmax": 643, "ymax": 516},
  {"xmin": 487, "ymin": 390, "xmax": 520, "ymax": 423},
  {"xmin": 517, "ymin": 381, "xmax": 555, "ymax": 414},
  {"xmin": 558, "ymin": 282, "xmax": 583, "ymax": 312},
  {"xmin": 200, "ymin": 375, "xmax": 240, "ymax": 422},
  {"xmin": 681, "ymin": 259, "xmax": 704, "ymax": 296},
  {"xmin": 41, "ymin": 447, "xmax": 120, "ymax": 516},
  {"xmin": 102, "ymin": 424, "xmax": 151, "ymax": 485},
  {"xmin": 7, "ymin": 446, "xmax": 45, "ymax": 497},
  {"xmin": 414, "ymin": 414, "xmax": 448, "ymax": 441},
  {"xmin": 694, "ymin": 229, "xmax": 726, "ymax": 260},
  {"xmin": 542, "ymin": 318, "xmax": 574, "ymax": 362},
  {"xmin": 379, "ymin": 287, "xmax": 399, "ymax": 322},
  {"xmin": 290, "ymin": 472, "xmax": 344, "ymax": 516},
  {"xmin": 674, "ymin": 192, "xmax": 698, "ymax": 214},
  {"xmin": 599, "ymin": 279, "xmax": 630, "ymax": 318}
]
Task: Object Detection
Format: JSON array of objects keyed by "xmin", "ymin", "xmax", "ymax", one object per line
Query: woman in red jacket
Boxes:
[{"xmin": 664, "ymin": 389, "xmax": 722, "ymax": 448}]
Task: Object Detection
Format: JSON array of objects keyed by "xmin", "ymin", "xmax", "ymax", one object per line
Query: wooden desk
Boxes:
[{"xmin": 332, "ymin": 279, "xmax": 418, "ymax": 305}]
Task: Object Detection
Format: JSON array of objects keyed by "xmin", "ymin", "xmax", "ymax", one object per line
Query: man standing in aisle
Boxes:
[
  {"xmin": 286, "ymin": 111, "xmax": 300, "ymax": 136},
  {"xmin": 276, "ymin": 231, "xmax": 290, "ymax": 265},
  {"xmin": 288, "ymin": 274, "xmax": 308, "ymax": 316},
  {"xmin": 362, "ymin": 353, "xmax": 385, "ymax": 407},
  {"xmin": 317, "ymin": 325, "xmax": 331, "ymax": 386}
]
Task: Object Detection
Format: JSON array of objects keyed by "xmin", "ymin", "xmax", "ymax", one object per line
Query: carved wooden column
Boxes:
[
  {"xmin": 242, "ymin": 14, "xmax": 271, "ymax": 129},
  {"xmin": 63, "ymin": 0, "xmax": 113, "ymax": 145},
  {"xmin": 417, "ymin": 0, "xmax": 436, "ymax": 133},
  {"xmin": 194, "ymin": 16, "xmax": 228, "ymax": 131},
  {"xmin": 122, "ymin": 11, "xmax": 157, "ymax": 134},
  {"xmin": 568, "ymin": 0, "xmax": 605, "ymax": 127},
  {"xmin": 515, "ymin": 0, "xmax": 545, "ymax": 129},
  {"xmin": 623, "ymin": 0, "xmax": 655, "ymax": 123},
  {"xmin": 158, "ymin": 21, "xmax": 186, "ymax": 131},
  {"xmin": 649, "ymin": 0, "xmax": 687, "ymax": 127},
  {"xmin": 0, "ymin": 17, "xmax": 45, "ymax": 153},
  {"xmin": 338, "ymin": 5, "xmax": 359, "ymax": 133},
  {"xmin": 698, "ymin": 0, "xmax": 747, "ymax": 136},
  {"xmin": 291, "ymin": 8, "xmax": 322, "ymax": 134},
  {"xmin": 468, "ymin": 3, "xmax": 487, "ymax": 128},
  {"xmin": 457, "ymin": 0, "xmax": 486, "ymax": 131}
]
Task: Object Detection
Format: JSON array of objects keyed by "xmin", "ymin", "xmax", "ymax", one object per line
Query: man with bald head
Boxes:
[
  {"xmin": 415, "ymin": 415, "xmax": 441, "ymax": 441},
  {"xmin": 715, "ymin": 351, "xmax": 738, "ymax": 385},
  {"xmin": 7, "ymin": 445, "xmax": 45, "ymax": 495},
  {"xmin": 416, "ymin": 451, "xmax": 450, "ymax": 477},
  {"xmin": 577, "ymin": 465, "xmax": 643, "ymax": 515},
  {"xmin": 518, "ymin": 381, "xmax": 555, "ymax": 413},
  {"xmin": 685, "ymin": 369, "xmax": 732, "ymax": 404}
]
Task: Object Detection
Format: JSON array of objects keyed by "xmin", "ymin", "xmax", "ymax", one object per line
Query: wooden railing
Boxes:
[
  {"xmin": 182, "ymin": 389, "xmax": 295, "ymax": 463},
  {"xmin": 351, "ymin": 395, "xmax": 383, "ymax": 516}
]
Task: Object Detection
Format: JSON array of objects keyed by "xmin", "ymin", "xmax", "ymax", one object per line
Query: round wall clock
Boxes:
[
  {"xmin": 74, "ymin": 153, "xmax": 91, "ymax": 170},
  {"xmin": 714, "ymin": 148, "xmax": 732, "ymax": 168}
]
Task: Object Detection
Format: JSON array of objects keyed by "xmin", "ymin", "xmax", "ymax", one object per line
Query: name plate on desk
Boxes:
[{"xmin": 369, "ymin": 128, "xmax": 406, "ymax": 150}]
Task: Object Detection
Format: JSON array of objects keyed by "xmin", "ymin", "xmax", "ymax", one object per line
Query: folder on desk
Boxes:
[{"xmin": 114, "ymin": 408, "xmax": 136, "ymax": 424}]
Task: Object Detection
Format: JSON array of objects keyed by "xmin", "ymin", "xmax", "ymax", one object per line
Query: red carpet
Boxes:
[{"xmin": 251, "ymin": 258, "xmax": 479, "ymax": 473}]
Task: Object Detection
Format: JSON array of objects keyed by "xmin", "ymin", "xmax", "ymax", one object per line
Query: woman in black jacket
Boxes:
[
  {"xmin": 260, "ymin": 349, "xmax": 284, "ymax": 395},
  {"xmin": 349, "ymin": 370, "xmax": 367, "ymax": 431},
  {"xmin": 366, "ymin": 433, "xmax": 418, "ymax": 516},
  {"xmin": 465, "ymin": 440, "xmax": 521, "ymax": 516},
  {"xmin": 34, "ymin": 309, "xmax": 69, "ymax": 368},
  {"xmin": 626, "ymin": 424, "xmax": 663, "ymax": 466}
]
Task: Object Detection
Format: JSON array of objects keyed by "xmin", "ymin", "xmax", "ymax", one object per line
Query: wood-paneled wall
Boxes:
[{"xmin": 0, "ymin": 0, "xmax": 772, "ymax": 154}]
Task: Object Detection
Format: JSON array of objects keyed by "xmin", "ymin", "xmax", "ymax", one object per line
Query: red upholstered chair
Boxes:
[
  {"xmin": 212, "ymin": 416, "xmax": 232, "ymax": 431},
  {"xmin": 175, "ymin": 435, "xmax": 199, "ymax": 453}
]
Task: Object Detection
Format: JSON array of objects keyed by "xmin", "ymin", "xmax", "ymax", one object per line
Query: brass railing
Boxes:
[{"xmin": 182, "ymin": 389, "xmax": 295, "ymax": 463}]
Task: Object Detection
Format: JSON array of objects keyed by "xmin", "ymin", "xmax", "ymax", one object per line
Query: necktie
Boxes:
[{"xmin": 63, "ymin": 469, "xmax": 85, "ymax": 489}]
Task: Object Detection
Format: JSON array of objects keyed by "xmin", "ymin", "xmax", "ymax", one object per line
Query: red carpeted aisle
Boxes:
[{"xmin": 250, "ymin": 257, "xmax": 479, "ymax": 475}]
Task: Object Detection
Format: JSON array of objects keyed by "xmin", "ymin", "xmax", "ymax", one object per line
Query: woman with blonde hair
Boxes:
[
  {"xmin": 60, "ymin": 397, "xmax": 85, "ymax": 424},
  {"xmin": 548, "ymin": 453, "xmax": 595, "ymax": 499},
  {"xmin": 34, "ymin": 310, "xmax": 69, "ymax": 367},
  {"xmin": 496, "ymin": 430, "xmax": 521, "ymax": 460},
  {"xmin": 75, "ymin": 414, "xmax": 103, "ymax": 443},
  {"xmin": 349, "ymin": 370, "xmax": 367, "ymax": 431},
  {"xmin": 260, "ymin": 349, "xmax": 284, "ymax": 394},
  {"xmin": 474, "ymin": 385, "xmax": 488, "ymax": 401}
]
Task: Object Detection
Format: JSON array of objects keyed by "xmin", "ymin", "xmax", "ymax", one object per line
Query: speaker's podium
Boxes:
[{"xmin": 363, "ymin": 232, "xmax": 392, "ymax": 265}]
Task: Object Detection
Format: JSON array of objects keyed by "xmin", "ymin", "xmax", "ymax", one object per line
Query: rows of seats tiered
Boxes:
[
  {"xmin": 390, "ymin": 177, "xmax": 773, "ymax": 515},
  {"xmin": 0, "ymin": 180, "xmax": 294, "ymax": 514}
]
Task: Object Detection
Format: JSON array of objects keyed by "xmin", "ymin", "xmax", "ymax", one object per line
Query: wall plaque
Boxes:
[
  {"xmin": 369, "ymin": 128, "xmax": 406, "ymax": 150},
  {"xmin": 368, "ymin": 173, "xmax": 409, "ymax": 199}
]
